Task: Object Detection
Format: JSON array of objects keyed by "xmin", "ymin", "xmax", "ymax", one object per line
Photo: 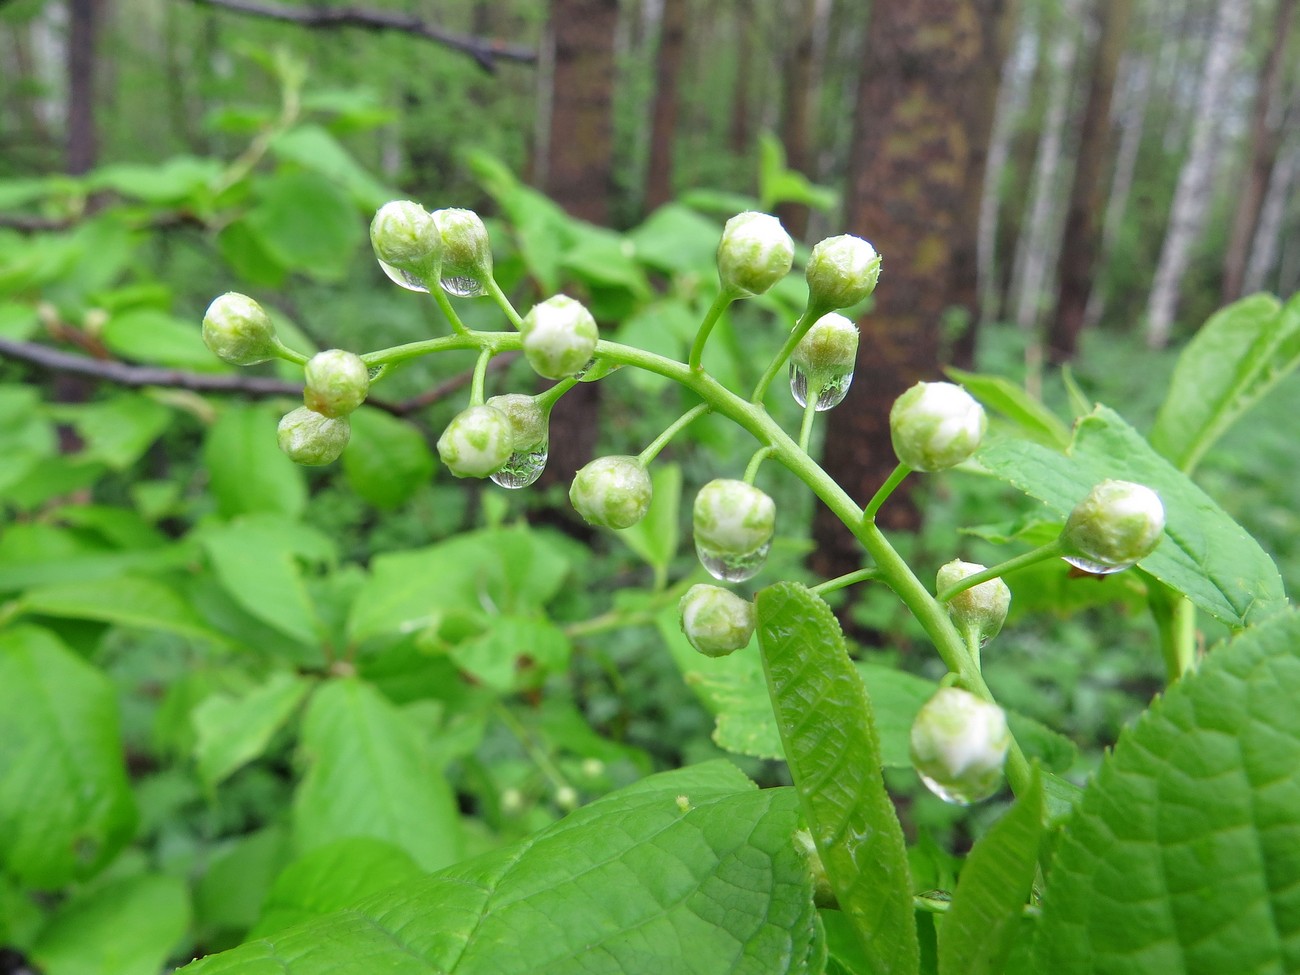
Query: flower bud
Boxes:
[
  {"xmin": 889, "ymin": 381, "xmax": 986, "ymax": 472},
  {"xmin": 303, "ymin": 349, "xmax": 369, "ymax": 418},
  {"xmin": 679, "ymin": 584, "xmax": 755, "ymax": 657},
  {"xmin": 569, "ymin": 456, "xmax": 653, "ymax": 530},
  {"xmin": 202, "ymin": 293, "xmax": 279, "ymax": 365},
  {"xmin": 716, "ymin": 211, "xmax": 795, "ymax": 297},
  {"xmin": 805, "ymin": 235, "xmax": 881, "ymax": 310},
  {"xmin": 519, "ymin": 295, "xmax": 599, "ymax": 380},
  {"xmin": 437, "ymin": 405, "xmax": 513, "ymax": 478},
  {"xmin": 433, "ymin": 208, "xmax": 492, "ymax": 297},
  {"xmin": 485, "ymin": 393, "xmax": 549, "ymax": 489},
  {"xmin": 370, "ymin": 201, "xmax": 440, "ymax": 285},
  {"xmin": 693, "ymin": 479, "xmax": 775, "ymax": 583},
  {"xmin": 937, "ymin": 559, "xmax": 1010, "ymax": 644},
  {"xmin": 789, "ymin": 312, "xmax": 858, "ymax": 411},
  {"xmin": 910, "ymin": 687, "xmax": 1010, "ymax": 805},
  {"xmin": 277, "ymin": 407, "xmax": 350, "ymax": 466},
  {"xmin": 1060, "ymin": 479, "xmax": 1164, "ymax": 574}
]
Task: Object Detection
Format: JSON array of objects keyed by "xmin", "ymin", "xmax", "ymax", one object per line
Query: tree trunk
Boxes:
[
  {"xmin": 811, "ymin": 0, "xmax": 989, "ymax": 578},
  {"xmin": 1145, "ymin": 0, "xmax": 1252, "ymax": 348},
  {"xmin": 1221, "ymin": 0, "xmax": 1297, "ymax": 302},
  {"xmin": 643, "ymin": 0, "xmax": 688, "ymax": 212},
  {"xmin": 1244, "ymin": 125, "xmax": 1300, "ymax": 294},
  {"xmin": 774, "ymin": 0, "xmax": 819, "ymax": 238},
  {"xmin": 1047, "ymin": 0, "xmax": 1136, "ymax": 363},
  {"xmin": 730, "ymin": 0, "xmax": 754, "ymax": 156},
  {"xmin": 65, "ymin": 0, "xmax": 102, "ymax": 174}
]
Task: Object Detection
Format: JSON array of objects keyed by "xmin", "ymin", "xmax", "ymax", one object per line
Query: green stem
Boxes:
[
  {"xmin": 749, "ymin": 302, "xmax": 828, "ymax": 404},
  {"xmin": 937, "ymin": 539, "xmax": 1065, "ymax": 602},
  {"xmin": 485, "ymin": 277, "xmax": 525, "ymax": 329},
  {"xmin": 797, "ymin": 394, "xmax": 818, "ymax": 453},
  {"xmin": 809, "ymin": 568, "xmax": 880, "ymax": 597},
  {"xmin": 535, "ymin": 376, "xmax": 580, "ymax": 413},
  {"xmin": 637, "ymin": 402, "xmax": 710, "ymax": 466},
  {"xmin": 688, "ymin": 290, "xmax": 737, "ymax": 371},
  {"xmin": 430, "ymin": 281, "xmax": 471, "ymax": 336},
  {"xmin": 469, "ymin": 349, "xmax": 493, "ymax": 406},
  {"xmin": 743, "ymin": 446, "xmax": 775, "ymax": 485},
  {"xmin": 1148, "ymin": 579, "xmax": 1197, "ymax": 683},
  {"xmin": 494, "ymin": 703, "xmax": 571, "ymax": 795},
  {"xmin": 862, "ymin": 463, "xmax": 911, "ymax": 522},
  {"xmin": 271, "ymin": 339, "xmax": 309, "ymax": 367}
]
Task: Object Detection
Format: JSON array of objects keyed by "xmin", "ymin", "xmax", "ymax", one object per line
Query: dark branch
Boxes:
[{"xmin": 184, "ymin": 0, "xmax": 536, "ymax": 72}]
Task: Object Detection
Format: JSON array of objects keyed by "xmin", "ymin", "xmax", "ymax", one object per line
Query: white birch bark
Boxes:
[
  {"xmin": 1144, "ymin": 0, "xmax": 1252, "ymax": 348},
  {"xmin": 1243, "ymin": 133, "xmax": 1300, "ymax": 294}
]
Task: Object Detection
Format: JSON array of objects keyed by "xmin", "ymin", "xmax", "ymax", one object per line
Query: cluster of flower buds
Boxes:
[{"xmin": 369, "ymin": 201, "xmax": 494, "ymax": 297}]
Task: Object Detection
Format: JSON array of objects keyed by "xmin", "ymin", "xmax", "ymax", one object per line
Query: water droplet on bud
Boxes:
[
  {"xmin": 695, "ymin": 540, "xmax": 770, "ymax": 583},
  {"xmin": 789, "ymin": 363, "xmax": 854, "ymax": 411},
  {"xmin": 440, "ymin": 275, "xmax": 486, "ymax": 298},
  {"xmin": 489, "ymin": 447, "xmax": 548, "ymax": 489},
  {"xmin": 917, "ymin": 771, "xmax": 997, "ymax": 806},
  {"xmin": 379, "ymin": 260, "xmax": 430, "ymax": 293},
  {"xmin": 1061, "ymin": 554, "xmax": 1130, "ymax": 575}
]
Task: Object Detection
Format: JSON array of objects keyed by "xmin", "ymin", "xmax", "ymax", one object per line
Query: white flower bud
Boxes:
[
  {"xmin": 569, "ymin": 456, "xmax": 653, "ymax": 530},
  {"xmin": 1060, "ymin": 480, "xmax": 1165, "ymax": 574},
  {"xmin": 437, "ymin": 405, "xmax": 513, "ymax": 478},
  {"xmin": 716, "ymin": 211, "xmax": 795, "ymax": 297},
  {"xmin": 937, "ymin": 559, "xmax": 1010, "ymax": 644},
  {"xmin": 693, "ymin": 479, "xmax": 775, "ymax": 583},
  {"xmin": 805, "ymin": 235, "xmax": 881, "ymax": 310},
  {"xmin": 370, "ymin": 200, "xmax": 441, "ymax": 274},
  {"xmin": 433, "ymin": 208, "xmax": 492, "ymax": 296},
  {"xmin": 202, "ymin": 292, "xmax": 279, "ymax": 365},
  {"xmin": 277, "ymin": 407, "xmax": 350, "ymax": 466},
  {"xmin": 303, "ymin": 349, "xmax": 369, "ymax": 418},
  {"xmin": 519, "ymin": 294, "xmax": 599, "ymax": 380},
  {"xmin": 910, "ymin": 687, "xmax": 1010, "ymax": 805},
  {"xmin": 789, "ymin": 312, "xmax": 858, "ymax": 411},
  {"xmin": 889, "ymin": 381, "xmax": 986, "ymax": 472},
  {"xmin": 679, "ymin": 584, "xmax": 755, "ymax": 657},
  {"xmin": 484, "ymin": 393, "xmax": 548, "ymax": 451}
]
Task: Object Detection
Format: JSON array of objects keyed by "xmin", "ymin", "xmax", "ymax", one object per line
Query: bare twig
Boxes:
[{"xmin": 184, "ymin": 0, "xmax": 536, "ymax": 72}]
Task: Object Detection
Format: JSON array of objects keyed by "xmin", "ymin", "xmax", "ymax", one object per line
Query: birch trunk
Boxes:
[
  {"xmin": 642, "ymin": 0, "xmax": 687, "ymax": 212},
  {"xmin": 1244, "ymin": 129, "xmax": 1300, "ymax": 294},
  {"xmin": 1144, "ymin": 0, "xmax": 1252, "ymax": 348}
]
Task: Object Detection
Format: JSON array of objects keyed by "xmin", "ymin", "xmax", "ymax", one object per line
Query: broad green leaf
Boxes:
[
  {"xmin": 757, "ymin": 133, "xmax": 837, "ymax": 212},
  {"xmin": 243, "ymin": 170, "xmax": 362, "ymax": 282},
  {"xmin": 342, "ymin": 406, "xmax": 436, "ymax": 510},
  {"xmin": 977, "ymin": 406, "xmax": 1287, "ymax": 626},
  {"xmin": 757, "ymin": 582, "xmax": 919, "ymax": 975},
  {"xmin": 19, "ymin": 575, "xmax": 228, "ymax": 644},
  {"xmin": 194, "ymin": 826, "xmax": 292, "ymax": 945},
  {"xmin": 271, "ymin": 124, "xmax": 394, "ymax": 211},
  {"xmin": 938, "ymin": 776, "xmax": 1042, "ymax": 975},
  {"xmin": 0, "ymin": 383, "xmax": 56, "ymax": 492},
  {"xmin": 204, "ymin": 405, "xmax": 306, "ymax": 519},
  {"xmin": 293, "ymin": 679, "xmax": 461, "ymax": 871},
  {"xmin": 30, "ymin": 873, "xmax": 189, "ymax": 975},
  {"xmin": 0, "ymin": 626, "xmax": 136, "ymax": 887},
  {"xmin": 0, "ymin": 299, "xmax": 40, "ymax": 338},
  {"xmin": 1035, "ymin": 609, "xmax": 1300, "ymax": 974},
  {"xmin": 560, "ymin": 223, "xmax": 652, "ymax": 298},
  {"xmin": 856, "ymin": 663, "xmax": 937, "ymax": 768},
  {"xmin": 251, "ymin": 838, "xmax": 424, "ymax": 938},
  {"xmin": 448, "ymin": 616, "xmax": 571, "ymax": 692},
  {"xmin": 185, "ymin": 763, "xmax": 821, "ymax": 974},
  {"xmin": 0, "ymin": 542, "xmax": 197, "ymax": 593},
  {"xmin": 88, "ymin": 155, "xmax": 221, "ymax": 204},
  {"xmin": 101, "ymin": 307, "xmax": 228, "ymax": 371},
  {"xmin": 615, "ymin": 461, "xmax": 681, "ymax": 581},
  {"xmin": 48, "ymin": 394, "xmax": 173, "ymax": 469},
  {"xmin": 945, "ymin": 366, "xmax": 1072, "ymax": 448},
  {"xmin": 216, "ymin": 218, "xmax": 288, "ymax": 288},
  {"xmin": 627, "ymin": 204, "xmax": 722, "ymax": 275},
  {"xmin": 193, "ymin": 672, "xmax": 313, "ymax": 787},
  {"xmin": 1149, "ymin": 292, "xmax": 1300, "ymax": 472}
]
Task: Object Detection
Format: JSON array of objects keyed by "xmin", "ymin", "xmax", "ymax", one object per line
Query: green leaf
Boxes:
[
  {"xmin": 757, "ymin": 132, "xmax": 837, "ymax": 212},
  {"xmin": 938, "ymin": 775, "xmax": 1042, "ymax": 975},
  {"xmin": 194, "ymin": 825, "xmax": 293, "ymax": 946},
  {"xmin": 243, "ymin": 170, "xmax": 362, "ymax": 282},
  {"xmin": 559, "ymin": 223, "xmax": 652, "ymax": 298},
  {"xmin": 627, "ymin": 204, "xmax": 722, "ymax": 275},
  {"xmin": 184, "ymin": 763, "xmax": 821, "ymax": 974},
  {"xmin": 0, "ymin": 626, "xmax": 137, "ymax": 887},
  {"xmin": 193, "ymin": 672, "xmax": 313, "ymax": 788},
  {"xmin": 757, "ymin": 582, "xmax": 920, "ymax": 975},
  {"xmin": 945, "ymin": 366, "xmax": 1072, "ymax": 448},
  {"xmin": 448, "ymin": 616, "xmax": 571, "ymax": 692},
  {"xmin": 101, "ymin": 307, "xmax": 228, "ymax": 371},
  {"xmin": 250, "ymin": 838, "xmax": 424, "ymax": 938},
  {"xmin": 30, "ymin": 873, "xmax": 189, "ymax": 975},
  {"xmin": 1149, "ymin": 292, "xmax": 1300, "ymax": 472},
  {"xmin": 614, "ymin": 462, "xmax": 681, "ymax": 581},
  {"xmin": 292, "ymin": 678, "xmax": 462, "ymax": 872},
  {"xmin": 88, "ymin": 155, "xmax": 221, "ymax": 205},
  {"xmin": 19, "ymin": 575, "xmax": 228, "ymax": 644},
  {"xmin": 49, "ymin": 394, "xmax": 174, "ymax": 470},
  {"xmin": 977, "ymin": 406, "xmax": 1287, "ymax": 626},
  {"xmin": 271, "ymin": 124, "xmax": 394, "ymax": 211},
  {"xmin": 342, "ymin": 406, "xmax": 436, "ymax": 510},
  {"xmin": 1035, "ymin": 609, "xmax": 1300, "ymax": 974},
  {"xmin": 204, "ymin": 405, "xmax": 306, "ymax": 519}
]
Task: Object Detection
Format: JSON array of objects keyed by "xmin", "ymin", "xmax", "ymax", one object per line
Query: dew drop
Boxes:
[
  {"xmin": 789, "ymin": 363, "xmax": 854, "ymax": 411},
  {"xmin": 917, "ymin": 771, "xmax": 998, "ymax": 806},
  {"xmin": 489, "ymin": 447, "xmax": 548, "ymax": 489},
  {"xmin": 1062, "ymin": 554, "xmax": 1130, "ymax": 575},
  {"xmin": 696, "ymin": 540, "xmax": 770, "ymax": 583},
  {"xmin": 378, "ymin": 260, "xmax": 430, "ymax": 293},
  {"xmin": 440, "ymin": 275, "xmax": 486, "ymax": 298}
]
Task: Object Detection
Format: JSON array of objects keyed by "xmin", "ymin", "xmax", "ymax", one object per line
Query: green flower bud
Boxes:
[
  {"xmin": 519, "ymin": 295, "xmax": 599, "ymax": 380},
  {"xmin": 433, "ymin": 208, "xmax": 492, "ymax": 297},
  {"xmin": 693, "ymin": 479, "xmax": 775, "ymax": 582},
  {"xmin": 202, "ymin": 292, "xmax": 279, "ymax": 365},
  {"xmin": 1060, "ymin": 479, "xmax": 1165, "ymax": 574},
  {"xmin": 485, "ymin": 393, "xmax": 549, "ymax": 489},
  {"xmin": 910, "ymin": 687, "xmax": 1010, "ymax": 805},
  {"xmin": 679, "ymin": 584, "xmax": 755, "ymax": 657},
  {"xmin": 889, "ymin": 381, "xmax": 986, "ymax": 472},
  {"xmin": 716, "ymin": 211, "xmax": 795, "ymax": 296},
  {"xmin": 437, "ymin": 405, "xmax": 513, "ymax": 478},
  {"xmin": 370, "ymin": 200, "xmax": 440, "ymax": 280},
  {"xmin": 789, "ymin": 312, "xmax": 858, "ymax": 411},
  {"xmin": 805, "ymin": 234, "xmax": 881, "ymax": 310},
  {"xmin": 937, "ymin": 559, "xmax": 1010, "ymax": 645},
  {"xmin": 277, "ymin": 406, "xmax": 350, "ymax": 466},
  {"xmin": 303, "ymin": 349, "xmax": 369, "ymax": 418},
  {"xmin": 569, "ymin": 456, "xmax": 652, "ymax": 529}
]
